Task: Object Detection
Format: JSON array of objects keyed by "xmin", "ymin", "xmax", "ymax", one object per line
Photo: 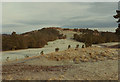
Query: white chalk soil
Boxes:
[{"xmin": 1, "ymin": 30, "xmax": 84, "ymax": 62}]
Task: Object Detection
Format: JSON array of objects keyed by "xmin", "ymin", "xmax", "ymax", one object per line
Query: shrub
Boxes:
[
  {"xmin": 58, "ymin": 34, "xmax": 66, "ymax": 39},
  {"xmin": 68, "ymin": 45, "xmax": 71, "ymax": 49},
  {"xmin": 25, "ymin": 55, "xmax": 29, "ymax": 58},
  {"xmin": 63, "ymin": 28, "xmax": 69, "ymax": 30},
  {"xmin": 82, "ymin": 45, "xmax": 85, "ymax": 48},
  {"xmin": 6, "ymin": 57, "xmax": 9, "ymax": 61},
  {"xmin": 76, "ymin": 44, "xmax": 79, "ymax": 48},
  {"xmin": 55, "ymin": 48, "xmax": 59, "ymax": 52},
  {"xmin": 85, "ymin": 42, "xmax": 92, "ymax": 47},
  {"xmin": 40, "ymin": 51, "xmax": 44, "ymax": 55},
  {"xmin": 73, "ymin": 28, "xmax": 79, "ymax": 32}
]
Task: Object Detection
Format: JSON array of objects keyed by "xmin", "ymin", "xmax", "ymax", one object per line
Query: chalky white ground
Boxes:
[
  {"xmin": 1, "ymin": 30, "xmax": 83, "ymax": 62},
  {"xmin": 1, "ymin": 30, "xmax": 119, "ymax": 62}
]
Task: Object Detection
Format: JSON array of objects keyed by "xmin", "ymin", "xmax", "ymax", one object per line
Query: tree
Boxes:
[
  {"xmin": 12, "ymin": 31, "xmax": 17, "ymax": 36},
  {"xmin": 113, "ymin": 10, "xmax": 120, "ymax": 35},
  {"xmin": 116, "ymin": 25, "xmax": 120, "ymax": 35}
]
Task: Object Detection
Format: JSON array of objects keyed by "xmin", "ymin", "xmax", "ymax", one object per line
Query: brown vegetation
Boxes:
[
  {"xmin": 68, "ymin": 45, "xmax": 71, "ymax": 49},
  {"xmin": 55, "ymin": 48, "xmax": 59, "ymax": 52},
  {"xmin": 74, "ymin": 29, "xmax": 119, "ymax": 47},
  {"xmin": 2, "ymin": 28, "xmax": 65, "ymax": 51},
  {"xmin": 44, "ymin": 47, "xmax": 118, "ymax": 63}
]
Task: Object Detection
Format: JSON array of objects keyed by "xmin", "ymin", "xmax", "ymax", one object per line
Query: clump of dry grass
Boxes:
[
  {"xmin": 5, "ymin": 75, "xmax": 13, "ymax": 80},
  {"xmin": 23, "ymin": 76, "xmax": 32, "ymax": 80},
  {"xmin": 48, "ymin": 75, "xmax": 65, "ymax": 80}
]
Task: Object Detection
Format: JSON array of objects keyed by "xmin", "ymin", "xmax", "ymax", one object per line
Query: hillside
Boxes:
[
  {"xmin": 2, "ymin": 28, "xmax": 66, "ymax": 51},
  {"xmin": 2, "ymin": 29, "xmax": 84, "ymax": 62}
]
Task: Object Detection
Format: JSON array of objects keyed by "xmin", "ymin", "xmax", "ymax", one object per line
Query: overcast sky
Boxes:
[{"xmin": 2, "ymin": 2, "xmax": 118, "ymax": 34}]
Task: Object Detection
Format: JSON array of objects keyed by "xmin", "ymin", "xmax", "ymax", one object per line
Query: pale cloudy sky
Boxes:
[{"xmin": 2, "ymin": 2, "xmax": 118, "ymax": 34}]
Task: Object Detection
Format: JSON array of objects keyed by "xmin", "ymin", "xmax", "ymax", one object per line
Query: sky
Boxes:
[{"xmin": 2, "ymin": 2, "xmax": 118, "ymax": 34}]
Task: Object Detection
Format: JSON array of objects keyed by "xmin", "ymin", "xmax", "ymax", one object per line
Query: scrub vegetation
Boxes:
[{"xmin": 2, "ymin": 28, "xmax": 66, "ymax": 51}]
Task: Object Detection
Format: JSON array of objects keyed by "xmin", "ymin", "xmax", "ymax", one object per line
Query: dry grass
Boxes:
[{"xmin": 43, "ymin": 47, "xmax": 118, "ymax": 64}]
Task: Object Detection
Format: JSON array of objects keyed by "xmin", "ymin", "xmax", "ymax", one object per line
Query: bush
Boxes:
[
  {"xmin": 40, "ymin": 51, "xmax": 44, "ymax": 55},
  {"xmin": 58, "ymin": 34, "xmax": 66, "ymax": 39},
  {"xmin": 76, "ymin": 44, "xmax": 79, "ymax": 48},
  {"xmin": 82, "ymin": 45, "xmax": 85, "ymax": 48},
  {"xmin": 63, "ymin": 28, "xmax": 69, "ymax": 30},
  {"xmin": 25, "ymin": 55, "xmax": 29, "ymax": 58},
  {"xmin": 68, "ymin": 45, "xmax": 71, "ymax": 49},
  {"xmin": 85, "ymin": 42, "xmax": 92, "ymax": 47},
  {"xmin": 55, "ymin": 48, "xmax": 59, "ymax": 52},
  {"xmin": 73, "ymin": 28, "xmax": 79, "ymax": 32}
]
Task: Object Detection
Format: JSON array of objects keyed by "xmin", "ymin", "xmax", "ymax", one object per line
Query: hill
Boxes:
[{"xmin": 2, "ymin": 28, "xmax": 66, "ymax": 51}]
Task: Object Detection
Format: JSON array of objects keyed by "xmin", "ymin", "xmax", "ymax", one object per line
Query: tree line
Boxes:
[
  {"xmin": 73, "ymin": 29, "xmax": 120, "ymax": 47},
  {"xmin": 2, "ymin": 28, "xmax": 65, "ymax": 51}
]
